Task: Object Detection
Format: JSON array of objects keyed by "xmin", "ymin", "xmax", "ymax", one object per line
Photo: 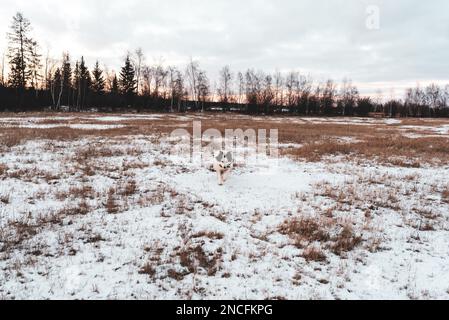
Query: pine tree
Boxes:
[
  {"xmin": 61, "ymin": 53, "xmax": 72, "ymax": 107},
  {"xmin": 72, "ymin": 61, "xmax": 80, "ymax": 108},
  {"xmin": 7, "ymin": 12, "xmax": 38, "ymax": 90},
  {"xmin": 77, "ymin": 56, "xmax": 90, "ymax": 109},
  {"xmin": 51, "ymin": 67, "xmax": 62, "ymax": 109},
  {"xmin": 119, "ymin": 55, "xmax": 136, "ymax": 97},
  {"xmin": 111, "ymin": 74, "xmax": 119, "ymax": 95},
  {"xmin": 92, "ymin": 61, "xmax": 105, "ymax": 95}
]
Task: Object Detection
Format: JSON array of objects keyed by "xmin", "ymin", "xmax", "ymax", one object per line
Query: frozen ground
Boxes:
[{"xmin": 0, "ymin": 114, "xmax": 449, "ymax": 300}]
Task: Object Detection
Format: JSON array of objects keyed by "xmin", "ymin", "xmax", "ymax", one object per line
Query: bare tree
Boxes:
[
  {"xmin": 285, "ymin": 71, "xmax": 299, "ymax": 110},
  {"xmin": 425, "ymin": 83, "xmax": 441, "ymax": 110},
  {"xmin": 273, "ymin": 70, "xmax": 284, "ymax": 107},
  {"xmin": 153, "ymin": 63, "xmax": 167, "ymax": 99},
  {"xmin": 167, "ymin": 66, "xmax": 185, "ymax": 112},
  {"xmin": 339, "ymin": 78, "xmax": 359, "ymax": 116},
  {"xmin": 196, "ymin": 70, "xmax": 210, "ymax": 111},
  {"xmin": 297, "ymin": 74, "xmax": 313, "ymax": 114},
  {"xmin": 141, "ymin": 65, "xmax": 153, "ymax": 96},
  {"xmin": 261, "ymin": 73, "xmax": 274, "ymax": 113},
  {"xmin": 374, "ymin": 89, "xmax": 383, "ymax": 112},
  {"xmin": 218, "ymin": 65, "xmax": 232, "ymax": 105},
  {"xmin": 321, "ymin": 79, "xmax": 337, "ymax": 114},
  {"xmin": 133, "ymin": 48, "xmax": 144, "ymax": 95},
  {"xmin": 186, "ymin": 58, "xmax": 200, "ymax": 109},
  {"xmin": 237, "ymin": 71, "xmax": 244, "ymax": 105}
]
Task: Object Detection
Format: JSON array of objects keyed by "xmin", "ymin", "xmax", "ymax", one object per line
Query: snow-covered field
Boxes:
[{"xmin": 0, "ymin": 113, "xmax": 449, "ymax": 300}]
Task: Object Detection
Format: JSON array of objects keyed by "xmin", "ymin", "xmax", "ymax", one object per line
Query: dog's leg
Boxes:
[
  {"xmin": 217, "ymin": 171, "xmax": 223, "ymax": 185},
  {"xmin": 223, "ymin": 169, "xmax": 230, "ymax": 182}
]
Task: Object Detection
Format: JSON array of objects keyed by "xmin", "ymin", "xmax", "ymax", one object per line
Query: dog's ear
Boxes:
[
  {"xmin": 215, "ymin": 151, "xmax": 224, "ymax": 162},
  {"xmin": 225, "ymin": 151, "xmax": 233, "ymax": 162}
]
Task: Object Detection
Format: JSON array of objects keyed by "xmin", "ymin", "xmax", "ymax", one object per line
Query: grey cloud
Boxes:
[{"xmin": 1, "ymin": 0, "xmax": 448, "ymax": 96}]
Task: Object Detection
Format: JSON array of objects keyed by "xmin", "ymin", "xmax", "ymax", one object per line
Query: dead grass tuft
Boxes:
[
  {"xmin": 302, "ymin": 246, "xmax": 327, "ymax": 262},
  {"xmin": 139, "ymin": 262, "xmax": 156, "ymax": 277},
  {"xmin": 178, "ymin": 245, "xmax": 223, "ymax": 277},
  {"xmin": 106, "ymin": 188, "xmax": 120, "ymax": 214},
  {"xmin": 0, "ymin": 192, "xmax": 10, "ymax": 204},
  {"xmin": 279, "ymin": 217, "xmax": 330, "ymax": 246},
  {"xmin": 330, "ymin": 225, "xmax": 363, "ymax": 255},
  {"xmin": 280, "ymin": 217, "xmax": 364, "ymax": 258},
  {"xmin": 442, "ymin": 187, "xmax": 449, "ymax": 203},
  {"xmin": 0, "ymin": 163, "xmax": 7, "ymax": 176},
  {"xmin": 119, "ymin": 180, "xmax": 137, "ymax": 197},
  {"xmin": 192, "ymin": 231, "xmax": 224, "ymax": 240}
]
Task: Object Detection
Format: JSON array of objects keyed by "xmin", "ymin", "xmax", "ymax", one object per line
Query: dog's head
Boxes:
[{"xmin": 215, "ymin": 151, "xmax": 233, "ymax": 169}]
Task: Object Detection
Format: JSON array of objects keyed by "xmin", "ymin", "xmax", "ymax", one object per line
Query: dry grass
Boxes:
[
  {"xmin": 330, "ymin": 225, "xmax": 363, "ymax": 255},
  {"xmin": 139, "ymin": 262, "xmax": 156, "ymax": 278},
  {"xmin": 279, "ymin": 217, "xmax": 330, "ymax": 245},
  {"xmin": 0, "ymin": 163, "xmax": 7, "ymax": 176},
  {"xmin": 178, "ymin": 244, "xmax": 223, "ymax": 277},
  {"xmin": 442, "ymin": 187, "xmax": 449, "ymax": 203},
  {"xmin": 118, "ymin": 180, "xmax": 137, "ymax": 197},
  {"xmin": 283, "ymin": 134, "xmax": 449, "ymax": 165},
  {"xmin": 0, "ymin": 219, "xmax": 38, "ymax": 253},
  {"xmin": 280, "ymin": 216, "xmax": 364, "ymax": 259},
  {"xmin": 0, "ymin": 192, "xmax": 10, "ymax": 204},
  {"xmin": 192, "ymin": 231, "xmax": 224, "ymax": 240},
  {"xmin": 2, "ymin": 113, "xmax": 449, "ymax": 167},
  {"xmin": 0, "ymin": 125, "xmax": 139, "ymax": 148},
  {"xmin": 106, "ymin": 188, "xmax": 120, "ymax": 214},
  {"xmin": 55, "ymin": 185, "xmax": 94, "ymax": 201},
  {"xmin": 302, "ymin": 246, "xmax": 327, "ymax": 262}
]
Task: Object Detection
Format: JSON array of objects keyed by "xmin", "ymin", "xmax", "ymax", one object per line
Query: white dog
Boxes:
[{"xmin": 213, "ymin": 151, "xmax": 234, "ymax": 185}]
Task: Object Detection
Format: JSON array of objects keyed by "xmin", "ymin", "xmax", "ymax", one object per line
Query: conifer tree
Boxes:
[
  {"xmin": 51, "ymin": 67, "xmax": 62, "ymax": 109},
  {"xmin": 7, "ymin": 12, "xmax": 39, "ymax": 90},
  {"xmin": 92, "ymin": 61, "xmax": 105, "ymax": 95},
  {"xmin": 72, "ymin": 61, "xmax": 80, "ymax": 108},
  {"xmin": 119, "ymin": 55, "xmax": 136, "ymax": 97},
  {"xmin": 111, "ymin": 74, "xmax": 119, "ymax": 95},
  {"xmin": 77, "ymin": 56, "xmax": 90, "ymax": 109},
  {"xmin": 61, "ymin": 53, "xmax": 72, "ymax": 107}
]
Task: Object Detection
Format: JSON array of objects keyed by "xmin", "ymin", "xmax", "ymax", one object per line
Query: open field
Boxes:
[{"xmin": 1, "ymin": 113, "xmax": 449, "ymax": 299}]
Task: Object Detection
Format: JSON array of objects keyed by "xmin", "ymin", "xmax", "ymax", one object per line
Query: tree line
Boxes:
[{"xmin": 1, "ymin": 12, "xmax": 449, "ymax": 117}]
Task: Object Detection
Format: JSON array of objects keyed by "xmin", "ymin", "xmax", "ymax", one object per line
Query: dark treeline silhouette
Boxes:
[{"xmin": 2, "ymin": 12, "xmax": 449, "ymax": 117}]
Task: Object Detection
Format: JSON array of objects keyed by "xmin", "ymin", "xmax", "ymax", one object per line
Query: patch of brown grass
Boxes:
[
  {"xmin": 284, "ymin": 141, "xmax": 353, "ymax": 162},
  {"xmin": 0, "ymin": 163, "xmax": 7, "ymax": 176},
  {"xmin": 0, "ymin": 219, "xmax": 38, "ymax": 253},
  {"xmin": 330, "ymin": 225, "xmax": 363, "ymax": 255},
  {"xmin": 280, "ymin": 217, "xmax": 364, "ymax": 258},
  {"xmin": 302, "ymin": 246, "xmax": 327, "ymax": 262},
  {"xmin": 178, "ymin": 244, "xmax": 223, "ymax": 277},
  {"xmin": 55, "ymin": 185, "xmax": 94, "ymax": 201},
  {"xmin": 106, "ymin": 188, "xmax": 120, "ymax": 214},
  {"xmin": 0, "ymin": 125, "xmax": 140, "ymax": 147},
  {"xmin": 139, "ymin": 262, "xmax": 156, "ymax": 277},
  {"xmin": 119, "ymin": 180, "xmax": 137, "ymax": 197},
  {"xmin": 57, "ymin": 201, "xmax": 91, "ymax": 217},
  {"xmin": 284, "ymin": 134, "xmax": 449, "ymax": 165},
  {"xmin": 192, "ymin": 231, "xmax": 224, "ymax": 240},
  {"xmin": 442, "ymin": 187, "xmax": 449, "ymax": 203},
  {"xmin": 279, "ymin": 217, "xmax": 330, "ymax": 246},
  {"xmin": 0, "ymin": 192, "xmax": 10, "ymax": 204},
  {"xmin": 6, "ymin": 167, "xmax": 61, "ymax": 183}
]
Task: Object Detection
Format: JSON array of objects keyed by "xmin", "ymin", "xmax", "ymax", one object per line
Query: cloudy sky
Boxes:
[{"xmin": 1, "ymin": 0, "xmax": 448, "ymax": 97}]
